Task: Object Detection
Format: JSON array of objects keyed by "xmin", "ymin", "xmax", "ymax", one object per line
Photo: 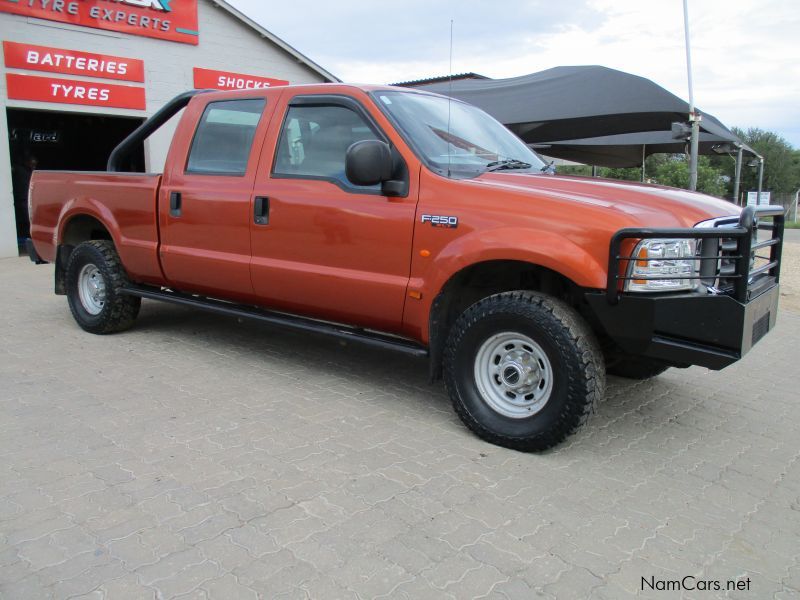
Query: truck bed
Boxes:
[{"xmin": 29, "ymin": 171, "xmax": 164, "ymax": 285}]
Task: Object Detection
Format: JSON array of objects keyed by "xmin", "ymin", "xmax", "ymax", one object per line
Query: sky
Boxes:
[{"xmin": 227, "ymin": 0, "xmax": 800, "ymax": 147}]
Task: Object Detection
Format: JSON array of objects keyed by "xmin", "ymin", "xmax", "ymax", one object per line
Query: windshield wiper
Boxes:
[
  {"xmin": 484, "ymin": 159, "xmax": 532, "ymax": 172},
  {"xmin": 540, "ymin": 160, "xmax": 556, "ymax": 174}
]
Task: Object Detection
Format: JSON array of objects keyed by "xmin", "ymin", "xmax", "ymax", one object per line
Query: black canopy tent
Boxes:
[
  {"xmin": 530, "ymin": 131, "xmax": 744, "ymax": 168},
  {"xmin": 412, "ymin": 66, "xmax": 740, "ymax": 143},
  {"xmin": 412, "ymin": 66, "xmax": 762, "ymax": 202},
  {"xmin": 530, "ymin": 131, "xmax": 762, "ymax": 204}
]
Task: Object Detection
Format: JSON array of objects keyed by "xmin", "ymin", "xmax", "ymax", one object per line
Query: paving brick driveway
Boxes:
[{"xmin": 1, "ymin": 256, "xmax": 798, "ymax": 600}]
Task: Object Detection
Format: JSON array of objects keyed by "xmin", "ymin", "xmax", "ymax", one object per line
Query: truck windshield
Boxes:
[{"xmin": 373, "ymin": 91, "xmax": 545, "ymax": 178}]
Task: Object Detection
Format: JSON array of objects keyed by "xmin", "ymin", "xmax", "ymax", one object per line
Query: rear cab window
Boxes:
[{"xmin": 186, "ymin": 98, "xmax": 266, "ymax": 176}]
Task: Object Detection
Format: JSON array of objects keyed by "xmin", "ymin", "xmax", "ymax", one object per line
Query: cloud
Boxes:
[
  {"xmin": 228, "ymin": 0, "xmax": 800, "ymax": 146},
  {"xmin": 229, "ymin": 0, "xmax": 604, "ymax": 74}
]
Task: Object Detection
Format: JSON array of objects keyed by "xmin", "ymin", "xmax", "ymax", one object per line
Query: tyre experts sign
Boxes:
[{"xmin": 0, "ymin": 0, "xmax": 200, "ymax": 45}]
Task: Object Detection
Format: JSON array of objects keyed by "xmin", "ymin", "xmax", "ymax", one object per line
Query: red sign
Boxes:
[
  {"xmin": 0, "ymin": 0, "xmax": 199, "ymax": 45},
  {"xmin": 3, "ymin": 42, "xmax": 145, "ymax": 82},
  {"xmin": 6, "ymin": 73, "xmax": 146, "ymax": 110},
  {"xmin": 193, "ymin": 67, "xmax": 289, "ymax": 91}
]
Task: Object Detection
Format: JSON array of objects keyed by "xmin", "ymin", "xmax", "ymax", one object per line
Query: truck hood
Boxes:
[{"xmin": 475, "ymin": 172, "xmax": 740, "ymax": 228}]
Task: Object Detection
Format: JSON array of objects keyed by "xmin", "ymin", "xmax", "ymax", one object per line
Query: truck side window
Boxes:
[
  {"xmin": 186, "ymin": 98, "xmax": 266, "ymax": 176},
  {"xmin": 273, "ymin": 104, "xmax": 381, "ymax": 187}
]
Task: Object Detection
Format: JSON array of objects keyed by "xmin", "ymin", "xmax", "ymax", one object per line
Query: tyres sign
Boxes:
[
  {"xmin": 0, "ymin": 0, "xmax": 199, "ymax": 45},
  {"xmin": 6, "ymin": 73, "xmax": 147, "ymax": 110}
]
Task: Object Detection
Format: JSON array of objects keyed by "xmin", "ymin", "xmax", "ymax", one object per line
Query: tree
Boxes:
[
  {"xmin": 710, "ymin": 128, "xmax": 800, "ymax": 201},
  {"xmin": 556, "ymin": 155, "xmax": 669, "ymax": 182},
  {"xmin": 555, "ymin": 154, "xmax": 727, "ymax": 198},
  {"xmin": 555, "ymin": 164, "xmax": 593, "ymax": 177},
  {"xmin": 651, "ymin": 156, "xmax": 727, "ymax": 198}
]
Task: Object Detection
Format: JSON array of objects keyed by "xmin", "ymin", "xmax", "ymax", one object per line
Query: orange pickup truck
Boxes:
[{"xmin": 27, "ymin": 84, "xmax": 784, "ymax": 451}]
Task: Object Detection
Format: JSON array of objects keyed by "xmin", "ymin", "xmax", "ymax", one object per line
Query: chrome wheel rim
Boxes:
[
  {"xmin": 473, "ymin": 332, "xmax": 553, "ymax": 419},
  {"xmin": 78, "ymin": 264, "xmax": 107, "ymax": 316}
]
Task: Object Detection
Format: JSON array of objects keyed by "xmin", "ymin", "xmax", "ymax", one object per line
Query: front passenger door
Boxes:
[{"xmin": 250, "ymin": 95, "xmax": 419, "ymax": 333}]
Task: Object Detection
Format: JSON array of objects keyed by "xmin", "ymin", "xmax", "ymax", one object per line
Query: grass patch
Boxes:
[{"xmin": 784, "ymin": 220, "xmax": 800, "ymax": 229}]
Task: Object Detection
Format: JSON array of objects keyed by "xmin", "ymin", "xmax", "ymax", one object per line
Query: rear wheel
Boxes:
[
  {"xmin": 66, "ymin": 240, "xmax": 140, "ymax": 334},
  {"xmin": 444, "ymin": 291, "xmax": 605, "ymax": 452}
]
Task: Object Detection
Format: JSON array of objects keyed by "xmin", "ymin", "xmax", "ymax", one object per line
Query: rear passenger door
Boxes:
[{"xmin": 159, "ymin": 96, "xmax": 273, "ymax": 301}]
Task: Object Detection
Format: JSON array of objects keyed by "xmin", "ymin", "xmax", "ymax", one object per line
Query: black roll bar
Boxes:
[{"xmin": 107, "ymin": 90, "xmax": 213, "ymax": 172}]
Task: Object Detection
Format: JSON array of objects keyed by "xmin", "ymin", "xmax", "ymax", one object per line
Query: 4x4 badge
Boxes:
[{"xmin": 421, "ymin": 214, "xmax": 458, "ymax": 228}]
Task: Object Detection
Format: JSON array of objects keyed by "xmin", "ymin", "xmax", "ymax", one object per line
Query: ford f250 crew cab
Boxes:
[{"xmin": 27, "ymin": 84, "xmax": 785, "ymax": 451}]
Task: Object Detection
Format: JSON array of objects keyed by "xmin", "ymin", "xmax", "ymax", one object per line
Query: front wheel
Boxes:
[
  {"xmin": 66, "ymin": 240, "xmax": 141, "ymax": 334},
  {"xmin": 444, "ymin": 291, "xmax": 605, "ymax": 452}
]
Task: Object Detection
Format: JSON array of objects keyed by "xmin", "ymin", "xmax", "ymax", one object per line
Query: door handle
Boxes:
[
  {"xmin": 254, "ymin": 196, "xmax": 270, "ymax": 225},
  {"xmin": 169, "ymin": 192, "xmax": 182, "ymax": 217}
]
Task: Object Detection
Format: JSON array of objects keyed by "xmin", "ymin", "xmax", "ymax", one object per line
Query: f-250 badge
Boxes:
[{"xmin": 421, "ymin": 214, "xmax": 459, "ymax": 228}]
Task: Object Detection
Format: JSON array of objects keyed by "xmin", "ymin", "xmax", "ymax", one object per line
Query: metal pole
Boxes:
[
  {"xmin": 592, "ymin": 165, "xmax": 598, "ymax": 177},
  {"xmin": 641, "ymin": 145, "xmax": 646, "ymax": 182},
  {"xmin": 683, "ymin": 0, "xmax": 700, "ymax": 191},
  {"xmin": 794, "ymin": 189, "xmax": 799, "ymax": 222},
  {"xmin": 757, "ymin": 158, "xmax": 764, "ymax": 204},
  {"xmin": 732, "ymin": 146, "xmax": 743, "ymax": 205}
]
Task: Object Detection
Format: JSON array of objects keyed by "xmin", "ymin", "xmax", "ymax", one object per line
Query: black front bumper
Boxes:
[
  {"xmin": 586, "ymin": 284, "xmax": 779, "ymax": 370},
  {"xmin": 590, "ymin": 204, "xmax": 784, "ymax": 371}
]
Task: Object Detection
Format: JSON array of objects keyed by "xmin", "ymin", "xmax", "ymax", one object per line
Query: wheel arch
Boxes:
[
  {"xmin": 427, "ymin": 259, "xmax": 591, "ymax": 381},
  {"xmin": 54, "ymin": 213, "xmax": 115, "ymax": 295}
]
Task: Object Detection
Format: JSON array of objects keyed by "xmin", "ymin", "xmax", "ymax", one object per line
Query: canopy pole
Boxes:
[
  {"xmin": 733, "ymin": 146, "xmax": 743, "ymax": 205},
  {"xmin": 757, "ymin": 158, "xmax": 764, "ymax": 204},
  {"xmin": 683, "ymin": 0, "xmax": 700, "ymax": 191},
  {"xmin": 641, "ymin": 145, "xmax": 646, "ymax": 182}
]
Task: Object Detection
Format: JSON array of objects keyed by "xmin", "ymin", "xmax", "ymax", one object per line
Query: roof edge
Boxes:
[
  {"xmin": 209, "ymin": 0, "xmax": 340, "ymax": 83},
  {"xmin": 392, "ymin": 72, "xmax": 490, "ymax": 87}
]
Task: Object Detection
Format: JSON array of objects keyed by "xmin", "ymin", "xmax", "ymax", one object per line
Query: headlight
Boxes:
[{"xmin": 626, "ymin": 239, "xmax": 699, "ymax": 292}]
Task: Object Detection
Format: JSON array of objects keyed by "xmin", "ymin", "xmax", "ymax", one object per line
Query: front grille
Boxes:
[{"xmin": 697, "ymin": 216, "xmax": 740, "ymax": 291}]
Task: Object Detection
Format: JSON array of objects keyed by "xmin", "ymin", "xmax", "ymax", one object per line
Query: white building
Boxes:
[{"xmin": 0, "ymin": 0, "xmax": 337, "ymax": 257}]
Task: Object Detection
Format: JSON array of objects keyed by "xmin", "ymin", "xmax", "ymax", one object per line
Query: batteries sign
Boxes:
[{"xmin": 3, "ymin": 42, "xmax": 145, "ymax": 82}]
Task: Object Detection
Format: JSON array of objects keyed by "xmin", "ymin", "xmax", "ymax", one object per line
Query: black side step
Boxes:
[{"xmin": 120, "ymin": 285, "xmax": 429, "ymax": 358}]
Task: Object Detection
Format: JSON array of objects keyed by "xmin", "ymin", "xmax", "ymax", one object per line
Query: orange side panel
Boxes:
[{"xmin": 30, "ymin": 171, "xmax": 164, "ymax": 285}]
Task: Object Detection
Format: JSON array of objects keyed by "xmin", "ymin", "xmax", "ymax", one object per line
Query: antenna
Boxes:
[
  {"xmin": 447, "ymin": 18, "xmax": 454, "ymax": 177},
  {"xmin": 683, "ymin": 0, "xmax": 700, "ymax": 191}
]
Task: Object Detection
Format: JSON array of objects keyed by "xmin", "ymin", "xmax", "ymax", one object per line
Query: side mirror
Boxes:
[{"xmin": 345, "ymin": 140, "xmax": 393, "ymax": 186}]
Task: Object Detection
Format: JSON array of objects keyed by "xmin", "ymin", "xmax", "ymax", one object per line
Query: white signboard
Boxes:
[{"xmin": 747, "ymin": 191, "xmax": 771, "ymax": 207}]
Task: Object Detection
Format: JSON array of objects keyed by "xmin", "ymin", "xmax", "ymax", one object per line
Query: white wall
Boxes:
[
  {"xmin": 0, "ymin": 0, "xmax": 329, "ymax": 257},
  {"xmin": 0, "ymin": 104, "xmax": 14, "ymax": 257}
]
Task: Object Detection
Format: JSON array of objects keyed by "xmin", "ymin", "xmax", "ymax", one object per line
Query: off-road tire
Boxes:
[
  {"xmin": 66, "ymin": 240, "xmax": 141, "ymax": 334},
  {"xmin": 443, "ymin": 291, "xmax": 605, "ymax": 452},
  {"xmin": 606, "ymin": 356, "xmax": 669, "ymax": 380}
]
